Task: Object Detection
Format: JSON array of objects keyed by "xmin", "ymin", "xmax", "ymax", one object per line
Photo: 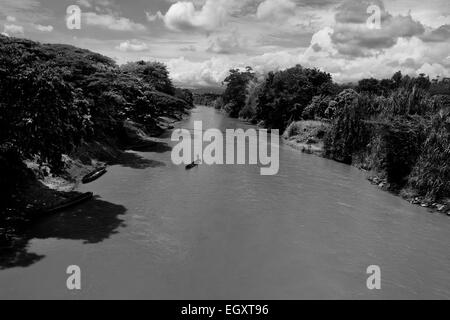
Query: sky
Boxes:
[{"xmin": 0, "ymin": 0, "xmax": 449, "ymax": 87}]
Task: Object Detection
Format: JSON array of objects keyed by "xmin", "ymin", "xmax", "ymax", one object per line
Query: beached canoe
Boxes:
[
  {"xmin": 42, "ymin": 192, "xmax": 94, "ymax": 215},
  {"xmin": 82, "ymin": 167, "xmax": 107, "ymax": 184}
]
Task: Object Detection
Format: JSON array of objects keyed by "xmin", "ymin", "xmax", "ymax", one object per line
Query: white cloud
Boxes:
[
  {"xmin": 207, "ymin": 31, "xmax": 243, "ymax": 54},
  {"xmin": 3, "ymin": 24, "xmax": 24, "ymax": 35},
  {"xmin": 6, "ymin": 16, "xmax": 16, "ymax": 22},
  {"xmin": 417, "ymin": 62, "xmax": 450, "ymax": 78},
  {"xmin": 146, "ymin": 11, "xmax": 162, "ymax": 22},
  {"xmin": 164, "ymin": 28, "xmax": 450, "ymax": 87},
  {"xmin": 83, "ymin": 12, "xmax": 146, "ymax": 31},
  {"xmin": 305, "ymin": 27, "xmax": 336, "ymax": 56},
  {"xmin": 116, "ymin": 40, "xmax": 149, "ymax": 52},
  {"xmin": 166, "ymin": 56, "xmax": 234, "ymax": 86},
  {"xmin": 159, "ymin": 0, "xmax": 234, "ymax": 32},
  {"xmin": 256, "ymin": 0, "xmax": 296, "ymax": 21},
  {"xmin": 34, "ymin": 24, "xmax": 53, "ymax": 32}
]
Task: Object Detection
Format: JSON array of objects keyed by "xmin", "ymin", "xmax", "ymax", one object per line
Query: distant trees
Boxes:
[
  {"xmin": 193, "ymin": 93, "xmax": 221, "ymax": 107},
  {"xmin": 219, "ymin": 65, "xmax": 333, "ymax": 130},
  {"xmin": 174, "ymin": 88, "xmax": 194, "ymax": 106},
  {"xmin": 357, "ymin": 71, "xmax": 433, "ymax": 96}
]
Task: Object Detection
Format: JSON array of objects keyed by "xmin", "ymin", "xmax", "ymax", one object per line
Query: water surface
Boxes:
[{"xmin": 0, "ymin": 106, "xmax": 449, "ymax": 299}]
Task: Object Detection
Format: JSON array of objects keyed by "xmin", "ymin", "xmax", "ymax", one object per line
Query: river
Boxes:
[{"xmin": 0, "ymin": 106, "xmax": 449, "ymax": 299}]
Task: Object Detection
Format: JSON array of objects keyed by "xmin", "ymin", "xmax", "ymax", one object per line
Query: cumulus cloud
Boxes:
[
  {"xmin": 34, "ymin": 24, "xmax": 53, "ymax": 32},
  {"xmin": 116, "ymin": 39, "xmax": 149, "ymax": 52},
  {"xmin": 331, "ymin": 16, "xmax": 425, "ymax": 57},
  {"xmin": 159, "ymin": 0, "xmax": 245, "ymax": 32},
  {"xmin": 256, "ymin": 0, "xmax": 296, "ymax": 21},
  {"xmin": 334, "ymin": 0, "xmax": 388, "ymax": 24},
  {"xmin": 146, "ymin": 11, "xmax": 162, "ymax": 22},
  {"xmin": 165, "ymin": 21, "xmax": 450, "ymax": 87},
  {"xmin": 207, "ymin": 31, "xmax": 243, "ymax": 54},
  {"xmin": 6, "ymin": 16, "xmax": 17, "ymax": 22},
  {"xmin": 330, "ymin": 0, "xmax": 425, "ymax": 57},
  {"xmin": 166, "ymin": 56, "xmax": 234, "ymax": 86},
  {"xmin": 83, "ymin": 12, "xmax": 146, "ymax": 31},
  {"xmin": 416, "ymin": 62, "xmax": 450, "ymax": 78},
  {"xmin": 421, "ymin": 24, "xmax": 450, "ymax": 42},
  {"xmin": 306, "ymin": 27, "xmax": 336, "ymax": 55},
  {"xmin": 160, "ymin": 0, "xmax": 226, "ymax": 31},
  {"xmin": 3, "ymin": 24, "xmax": 24, "ymax": 35}
]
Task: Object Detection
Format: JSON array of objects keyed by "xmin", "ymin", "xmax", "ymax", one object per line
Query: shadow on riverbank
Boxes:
[
  {"xmin": 0, "ymin": 196, "xmax": 127, "ymax": 270},
  {"xmin": 115, "ymin": 151, "xmax": 167, "ymax": 170}
]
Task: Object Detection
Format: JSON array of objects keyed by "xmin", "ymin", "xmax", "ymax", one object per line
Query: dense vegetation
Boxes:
[
  {"xmin": 0, "ymin": 35, "xmax": 193, "ymax": 200},
  {"xmin": 218, "ymin": 66, "xmax": 449, "ymax": 201}
]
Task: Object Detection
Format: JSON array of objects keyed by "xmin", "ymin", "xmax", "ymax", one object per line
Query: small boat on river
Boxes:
[
  {"xmin": 186, "ymin": 160, "xmax": 202, "ymax": 170},
  {"xmin": 82, "ymin": 167, "xmax": 107, "ymax": 184},
  {"xmin": 42, "ymin": 192, "xmax": 94, "ymax": 216}
]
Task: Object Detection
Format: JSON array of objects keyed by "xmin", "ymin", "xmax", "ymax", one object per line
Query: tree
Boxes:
[
  {"xmin": 174, "ymin": 88, "xmax": 194, "ymax": 106},
  {"xmin": 357, "ymin": 78, "xmax": 381, "ymax": 94},
  {"xmin": 302, "ymin": 95, "xmax": 331, "ymax": 120},
  {"xmin": 0, "ymin": 63, "xmax": 88, "ymax": 170},
  {"xmin": 222, "ymin": 67, "xmax": 256, "ymax": 118},
  {"xmin": 121, "ymin": 61, "xmax": 175, "ymax": 95},
  {"xmin": 255, "ymin": 65, "xmax": 333, "ymax": 130},
  {"xmin": 392, "ymin": 71, "xmax": 403, "ymax": 89}
]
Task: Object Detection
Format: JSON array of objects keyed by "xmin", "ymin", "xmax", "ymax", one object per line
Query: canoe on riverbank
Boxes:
[
  {"xmin": 41, "ymin": 192, "xmax": 94, "ymax": 216},
  {"xmin": 82, "ymin": 167, "xmax": 107, "ymax": 184}
]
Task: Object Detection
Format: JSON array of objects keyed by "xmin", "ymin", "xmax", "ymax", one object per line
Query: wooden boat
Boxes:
[
  {"xmin": 42, "ymin": 192, "xmax": 94, "ymax": 215},
  {"xmin": 185, "ymin": 161, "xmax": 199, "ymax": 170},
  {"xmin": 82, "ymin": 167, "xmax": 107, "ymax": 184}
]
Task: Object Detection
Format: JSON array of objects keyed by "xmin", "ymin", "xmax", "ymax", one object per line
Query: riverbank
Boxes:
[
  {"xmin": 0, "ymin": 116, "xmax": 183, "ymax": 232},
  {"xmin": 282, "ymin": 120, "xmax": 328, "ymax": 156},
  {"xmin": 282, "ymin": 120, "xmax": 450, "ymax": 216}
]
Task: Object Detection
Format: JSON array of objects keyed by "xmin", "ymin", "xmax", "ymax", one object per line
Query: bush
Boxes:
[
  {"xmin": 408, "ymin": 110, "xmax": 450, "ymax": 199},
  {"xmin": 302, "ymin": 95, "xmax": 331, "ymax": 120},
  {"xmin": 213, "ymin": 97, "xmax": 224, "ymax": 110},
  {"xmin": 284, "ymin": 121, "xmax": 328, "ymax": 140},
  {"xmin": 324, "ymin": 89, "xmax": 373, "ymax": 164},
  {"xmin": 382, "ymin": 87, "xmax": 430, "ymax": 116},
  {"xmin": 375, "ymin": 116, "xmax": 427, "ymax": 187}
]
